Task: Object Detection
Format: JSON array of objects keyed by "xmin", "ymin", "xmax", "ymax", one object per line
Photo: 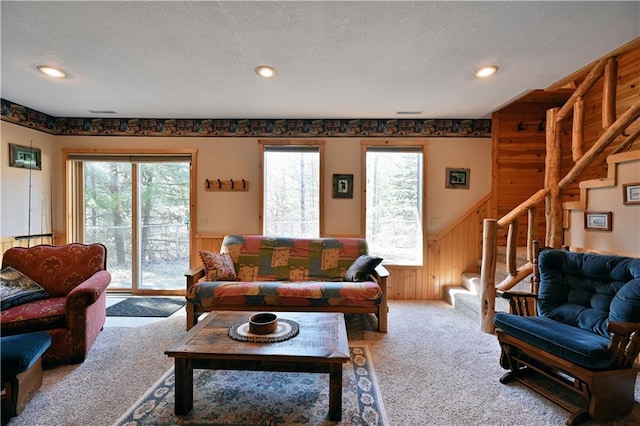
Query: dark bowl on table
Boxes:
[{"xmin": 249, "ymin": 313, "xmax": 278, "ymax": 335}]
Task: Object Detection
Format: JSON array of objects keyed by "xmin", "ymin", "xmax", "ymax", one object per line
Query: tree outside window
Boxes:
[
  {"xmin": 366, "ymin": 149, "xmax": 423, "ymax": 265},
  {"xmin": 263, "ymin": 148, "xmax": 320, "ymax": 238}
]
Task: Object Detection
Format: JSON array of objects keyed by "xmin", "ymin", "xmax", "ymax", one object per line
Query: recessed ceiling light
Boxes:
[
  {"xmin": 255, "ymin": 65, "xmax": 276, "ymax": 78},
  {"xmin": 474, "ymin": 65, "xmax": 499, "ymax": 78},
  {"xmin": 37, "ymin": 65, "xmax": 67, "ymax": 78}
]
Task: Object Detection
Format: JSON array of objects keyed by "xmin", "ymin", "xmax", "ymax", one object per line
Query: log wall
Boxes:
[
  {"xmin": 491, "ymin": 92, "xmax": 572, "ymax": 245},
  {"xmin": 561, "ymin": 44, "xmax": 640, "ymax": 202},
  {"xmin": 491, "ymin": 41, "xmax": 640, "ymax": 245}
]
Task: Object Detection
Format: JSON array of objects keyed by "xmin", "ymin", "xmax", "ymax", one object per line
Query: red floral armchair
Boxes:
[{"xmin": 1, "ymin": 243, "xmax": 111, "ymax": 365}]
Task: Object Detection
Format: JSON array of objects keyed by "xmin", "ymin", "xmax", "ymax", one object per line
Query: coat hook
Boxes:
[
  {"xmin": 205, "ymin": 179, "xmax": 210, "ymax": 189},
  {"xmin": 242, "ymin": 179, "xmax": 246, "ymax": 189},
  {"xmin": 217, "ymin": 179, "xmax": 222, "ymax": 189},
  {"xmin": 538, "ymin": 117, "xmax": 546, "ymax": 132},
  {"xmin": 230, "ymin": 179, "xmax": 234, "ymax": 189},
  {"xmin": 517, "ymin": 121, "xmax": 525, "ymax": 131}
]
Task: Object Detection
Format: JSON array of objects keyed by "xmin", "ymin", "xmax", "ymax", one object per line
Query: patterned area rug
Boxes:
[
  {"xmin": 113, "ymin": 346, "xmax": 387, "ymax": 426},
  {"xmin": 106, "ymin": 297, "xmax": 186, "ymax": 317}
]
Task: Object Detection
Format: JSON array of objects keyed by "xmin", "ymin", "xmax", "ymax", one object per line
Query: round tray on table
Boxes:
[{"xmin": 228, "ymin": 318, "xmax": 300, "ymax": 343}]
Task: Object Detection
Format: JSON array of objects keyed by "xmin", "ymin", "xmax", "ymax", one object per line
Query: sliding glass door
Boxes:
[
  {"xmin": 71, "ymin": 154, "xmax": 192, "ymax": 294},
  {"xmin": 84, "ymin": 162, "xmax": 135, "ymax": 290}
]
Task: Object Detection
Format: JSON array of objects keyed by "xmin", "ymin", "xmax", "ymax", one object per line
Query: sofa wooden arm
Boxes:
[
  {"xmin": 608, "ymin": 321, "xmax": 640, "ymax": 368},
  {"xmin": 497, "ymin": 290, "xmax": 537, "ymax": 317},
  {"xmin": 185, "ymin": 266, "xmax": 205, "ymax": 292},
  {"xmin": 372, "ymin": 264, "xmax": 389, "ymax": 333}
]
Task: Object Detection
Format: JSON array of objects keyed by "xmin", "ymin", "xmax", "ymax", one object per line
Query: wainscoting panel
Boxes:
[
  {"xmin": 1, "ymin": 235, "xmax": 55, "ymax": 263},
  {"xmin": 385, "ymin": 266, "xmax": 421, "ymax": 300},
  {"xmin": 193, "ymin": 233, "xmax": 226, "ymax": 267},
  {"xmin": 425, "ymin": 194, "xmax": 491, "ymax": 300}
]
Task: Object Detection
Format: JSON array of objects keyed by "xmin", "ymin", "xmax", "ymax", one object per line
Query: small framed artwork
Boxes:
[
  {"xmin": 333, "ymin": 174, "xmax": 353, "ymax": 198},
  {"xmin": 584, "ymin": 211, "xmax": 612, "ymax": 231},
  {"xmin": 9, "ymin": 143, "xmax": 41, "ymax": 170},
  {"xmin": 622, "ymin": 182, "xmax": 640, "ymax": 205},
  {"xmin": 445, "ymin": 168, "xmax": 470, "ymax": 189}
]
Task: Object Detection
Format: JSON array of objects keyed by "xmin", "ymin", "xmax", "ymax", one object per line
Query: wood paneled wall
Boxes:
[
  {"xmin": 561, "ymin": 43, "xmax": 640, "ymax": 197},
  {"xmin": 420, "ymin": 194, "xmax": 492, "ymax": 300},
  {"xmin": 491, "ymin": 92, "xmax": 572, "ymax": 245},
  {"xmin": 491, "ymin": 41, "xmax": 640, "ymax": 246}
]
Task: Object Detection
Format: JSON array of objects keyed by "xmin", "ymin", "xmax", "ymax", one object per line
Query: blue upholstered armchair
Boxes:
[{"xmin": 494, "ymin": 249, "xmax": 640, "ymax": 426}]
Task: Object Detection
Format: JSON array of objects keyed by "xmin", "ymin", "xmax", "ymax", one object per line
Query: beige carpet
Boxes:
[{"xmin": 6, "ymin": 301, "xmax": 640, "ymax": 426}]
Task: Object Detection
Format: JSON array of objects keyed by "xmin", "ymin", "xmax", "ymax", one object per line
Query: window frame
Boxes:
[
  {"xmin": 62, "ymin": 148, "xmax": 197, "ymax": 295},
  {"xmin": 361, "ymin": 140, "xmax": 427, "ymax": 266},
  {"xmin": 259, "ymin": 139, "xmax": 325, "ymax": 237}
]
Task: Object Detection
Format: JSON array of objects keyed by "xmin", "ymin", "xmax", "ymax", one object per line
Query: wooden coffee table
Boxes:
[{"xmin": 165, "ymin": 311, "xmax": 350, "ymax": 421}]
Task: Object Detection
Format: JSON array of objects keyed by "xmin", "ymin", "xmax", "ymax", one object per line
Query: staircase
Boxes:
[{"xmin": 445, "ymin": 246, "xmax": 531, "ymax": 320}]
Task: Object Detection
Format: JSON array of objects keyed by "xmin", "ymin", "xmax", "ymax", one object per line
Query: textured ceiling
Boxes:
[{"xmin": 1, "ymin": 1, "xmax": 639, "ymax": 120}]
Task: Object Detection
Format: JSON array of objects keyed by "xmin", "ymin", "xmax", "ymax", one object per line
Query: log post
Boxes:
[
  {"xmin": 610, "ymin": 127, "xmax": 640, "ymax": 156},
  {"xmin": 527, "ymin": 206, "xmax": 537, "ymax": 262},
  {"xmin": 559, "ymin": 99, "xmax": 640, "ymax": 190},
  {"xmin": 603, "ymin": 57, "xmax": 618, "ymax": 129},
  {"xmin": 556, "ymin": 59, "xmax": 607, "ymax": 122},
  {"xmin": 531, "ymin": 240, "xmax": 540, "ymax": 294},
  {"xmin": 545, "ymin": 108, "xmax": 563, "ymax": 248},
  {"xmin": 497, "ymin": 188, "xmax": 548, "ymax": 229},
  {"xmin": 480, "ymin": 219, "xmax": 498, "ymax": 333},
  {"xmin": 507, "ymin": 220, "xmax": 518, "ymax": 276},
  {"xmin": 572, "ymin": 97, "xmax": 585, "ymax": 161}
]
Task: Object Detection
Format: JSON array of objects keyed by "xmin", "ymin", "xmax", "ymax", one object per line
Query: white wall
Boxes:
[
  {"xmin": 1, "ymin": 121, "xmax": 491, "ymax": 240},
  {"xmin": 565, "ymin": 159, "xmax": 640, "ymax": 256},
  {"xmin": 1, "ymin": 124, "xmax": 56, "ymax": 237},
  {"xmin": 427, "ymin": 138, "xmax": 492, "ymax": 233}
]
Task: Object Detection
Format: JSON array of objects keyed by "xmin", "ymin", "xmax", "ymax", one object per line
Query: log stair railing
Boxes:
[{"xmin": 480, "ymin": 54, "xmax": 640, "ymax": 333}]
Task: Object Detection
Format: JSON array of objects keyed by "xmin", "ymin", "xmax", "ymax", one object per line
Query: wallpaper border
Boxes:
[{"xmin": 1, "ymin": 98, "xmax": 491, "ymax": 138}]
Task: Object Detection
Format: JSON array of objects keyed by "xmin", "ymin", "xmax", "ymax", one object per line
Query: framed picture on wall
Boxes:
[
  {"xmin": 445, "ymin": 168, "xmax": 470, "ymax": 189},
  {"xmin": 9, "ymin": 143, "xmax": 41, "ymax": 170},
  {"xmin": 622, "ymin": 182, "xmax": 640, "ymax": 205},
  {"xmin": 333, "ymin": 174, "xmax": 353, "ymax": 198},
  {"xmin": 584, "ymin": 211, "xmax": 612, "ymax": 231}
]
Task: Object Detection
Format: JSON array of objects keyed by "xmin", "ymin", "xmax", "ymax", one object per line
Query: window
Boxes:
[
  {"xmin": 261, "ymin": 142, "xmax": 324, "ymax": 237},
  {"xmin": 366, "ymin": 146, "xmax": 424, "ymax": 265},
  {"xmin": 65, "ymin": 151, "xmax": 195, "ymax": 294}
]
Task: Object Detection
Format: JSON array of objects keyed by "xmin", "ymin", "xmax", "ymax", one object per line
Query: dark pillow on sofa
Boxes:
[
  {"xmin": 1, "ymin": 266, "xmax": 50, "ymax": 310},
  {"xmin": 344, "ymin": 255, "xmax": 383, "ymax": 282}
]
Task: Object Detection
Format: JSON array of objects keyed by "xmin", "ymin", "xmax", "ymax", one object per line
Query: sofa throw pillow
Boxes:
[
  {"xmin": 1, "ymin": 266, "xmax": 50, "ymax": 310},
  {"xmin": 199, "ymin": 251, "xmax": 237, "ymax": 281},
  {"xmin": 344, "ymin": 255, "xmax": 383, "ymax": 282}
]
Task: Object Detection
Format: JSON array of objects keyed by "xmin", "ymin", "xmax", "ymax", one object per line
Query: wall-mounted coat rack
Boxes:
[{"xmin": 204, "ymin": 178, "xmax": 250, "ymax": 192}]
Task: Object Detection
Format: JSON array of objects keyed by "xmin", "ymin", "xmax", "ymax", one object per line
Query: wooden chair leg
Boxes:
[
  {"xmin": 588, "ymin": 370, "xmax": 638, "ymax": 421},
  {"xmin": 186, "ymin": 303, "xmax": 196, "ymax": 330}
]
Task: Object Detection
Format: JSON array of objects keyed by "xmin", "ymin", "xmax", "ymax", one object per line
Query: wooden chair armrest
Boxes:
[
  {"xmin": 496, "ymin": 290, "xmax": 537, "ymax": 316},
  {"xmin": 497, "ymin": 290, "xmax": 537, "ymax": 299},
  {"xmin": 608, "ymin": 321, "xmax": 640, "ymax": 368},
  {"xmin": 185, "ymin": 266, "xmax": 205, "ymax": 292},
  {"xmin": 374, "ymin": 264, "xmax": 389, "ymax": 279}
]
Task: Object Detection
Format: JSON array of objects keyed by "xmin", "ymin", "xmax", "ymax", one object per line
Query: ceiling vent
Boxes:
[{"xmin": 88, "ymin": 110, "xmax": 117, "ymax": 114}]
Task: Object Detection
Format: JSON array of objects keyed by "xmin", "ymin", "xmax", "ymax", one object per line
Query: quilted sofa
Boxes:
[
  {"xmin": 1, "ymin": 243, "xmax": 111, "ymax": 365},
  {"xmin": 186, "ymin": 235, "xmax": 388, "ymax": 332},
  {"xmin": 495, "ymin": 249, "xmax": 640, "ymax": 425}
]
